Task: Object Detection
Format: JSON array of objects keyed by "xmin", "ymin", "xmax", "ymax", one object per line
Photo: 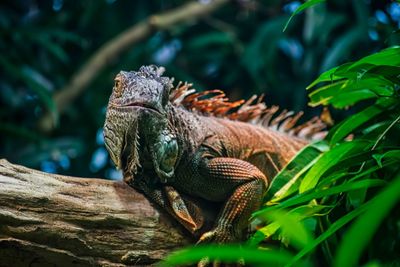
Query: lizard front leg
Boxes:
[
  {"xmin": 127, "ymin": 174, "xmax": 205, "ymax": 234},
  {"xmin": 196, "ymin": 157, "xmax": 268, "ymax": 244}
]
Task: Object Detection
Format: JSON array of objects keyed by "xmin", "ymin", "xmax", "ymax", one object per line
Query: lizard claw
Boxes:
[
  {"xmin": 197, "ymin": 257, "xmax": 221, "ymax": 267},
  {"xmin": 197, "ymin": 226, "xmax": 236, "ymax": 244},
  {"xmin": 197, "ymin": 256, "xmax": 243, "ymax": 267}
]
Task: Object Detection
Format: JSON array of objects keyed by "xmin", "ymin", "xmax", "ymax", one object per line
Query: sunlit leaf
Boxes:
[
  {"xmin": 252, "ymin": 204, "xmax": 330, "ymax": 246},
  {"xmin": 265, "ymin": 141, "xmax": 329, "ymax": 202},
  {"xmin": 255, "ymin": 179, "xmax": 385, "ymax": 216},
  {"xmin": 328, "ymin": 99, "xmax": 396, "ymax": 144},
  {"xmin": 259, "ymin": 209, "xmax": 314, "ymax": 249},
  {"xmin": 308, "ymin": 46, "xmax": 400, "ymax": 90},
  {"xmin": 300, "ymin": 140, "xmax": 371, "ymax": 193}
]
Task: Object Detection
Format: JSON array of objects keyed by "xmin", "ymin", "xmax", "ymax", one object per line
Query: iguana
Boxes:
[{"xmin": 103, "ymin": 65, "xmax": 325, "ymax": 249}]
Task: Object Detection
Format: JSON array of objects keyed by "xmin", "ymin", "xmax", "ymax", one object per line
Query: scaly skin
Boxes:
[{"xmin": 103, "ymin": 66, "xmax": 310, "ymax": 249}]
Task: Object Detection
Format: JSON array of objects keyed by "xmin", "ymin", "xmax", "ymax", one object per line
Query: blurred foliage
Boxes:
[
  {"xmin": 0, "ymin": 0, "xmax": 399, "ymax": 179},
  {"xmin": 163, "ymin": 46, "xmax": 400, "ymax": 267}
]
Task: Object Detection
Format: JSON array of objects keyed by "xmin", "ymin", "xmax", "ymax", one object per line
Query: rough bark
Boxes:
[{"xmin": 0, "ymin": 159, "xmax": 192, "ymax": 267}]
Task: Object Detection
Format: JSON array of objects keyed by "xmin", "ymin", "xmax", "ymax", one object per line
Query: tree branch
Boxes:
[
  {"xmin": 0, "ymin": 159, "xmax": 191, "ymax": 266},
  {"xmin": 38, "ymin": 0, "xmax": 229, "ymax": 132}
]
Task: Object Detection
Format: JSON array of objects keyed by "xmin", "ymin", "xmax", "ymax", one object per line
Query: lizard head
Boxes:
[{"xmin": 103, "ymin": 65, "xmax": 179, "ymax": 183}]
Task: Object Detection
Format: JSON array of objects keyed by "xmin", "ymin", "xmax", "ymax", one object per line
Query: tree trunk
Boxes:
[{"xmin": 0, "ymin": 159, "xmax": 191, "ymax": 267}]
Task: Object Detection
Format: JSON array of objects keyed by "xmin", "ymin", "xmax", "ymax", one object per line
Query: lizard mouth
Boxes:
[{"xmin": 118, "ymin": 102, "xmax": 163, "ymax": 115}]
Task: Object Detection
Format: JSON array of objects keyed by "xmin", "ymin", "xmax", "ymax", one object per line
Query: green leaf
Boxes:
[
  {"xmin": 253, "ymin": 204, "xmax": 330, "ymax": 246},
  {"xmin": 299, "ymin": 140, "xmax": 370, "ymax": 193},
  {"xmin": 319, "ymin": 150, "xmax": 399, "ymax": 187},
  {"xmin": 308, "ymin": 81, "xmax": 346, "ymax": 107},
  {"xmin": 255, "ymin": 179, "xmax": 385, "ymax": 216},
  {"xmin": 283, "ymin": 0, "xmax": 326, "ymax": 32},
  {"xmin": 260, "ymin": 209, "xmax": 314, "ymax": 250},
  {"xmin": 328, "ymin": 99, "xmax": 395, "ymax": 144},
  {"xmin": 372, "ymin": 150, "xmax": 400, "ymax": 168},
  {"xmin": 161, "ymin": 245, "xmax": 304, "ymax": 267},
  {"xmin": 307, "ymin": 65, "xmax": 346, "ymax": 90},
  {"xmin": 321, "ymin": 150, "xmax": 376, "ymax": 177},
  {"xmin": 334, "ymin": 173, "xmax": 400, "ymax": 267},
  {"xmin": 351, "ymin": 46, "xmax": 400, "ymax": 68},
  {"xmin": 309, "ymin": 78, "xmax": 394, "ymax": 108},
  {"xmin": 288, "ymin": 202, "xmax": 370, "ymax": 265},
  {"xmin": 327, "ymin": 89, "xmax": 376, "ymax": 108},
  {"xmin": 266, "ymin": 141, "xmax": 329, "ymax": 202},
  {"xmin": 346, "ymin": 187, "xmax": 367, "ymax": 208},
  {"xmin": 307, "ymin": 46, "xmax": 400, "ymax": 90},
  {"xmin": 363, "ymin": 65, "xmax": 400, "ymax": 84}
]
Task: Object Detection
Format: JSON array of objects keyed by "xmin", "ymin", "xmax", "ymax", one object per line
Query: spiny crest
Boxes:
[
  {"xmin": 170, "ymin": 82, "xmax": 327, "ymax": 140},
  {"xmin": 136, "ymin": 65, "xmax": 173, "ymax": 90}
]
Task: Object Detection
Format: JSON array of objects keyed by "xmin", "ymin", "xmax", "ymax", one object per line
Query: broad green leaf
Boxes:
[
  {"xmin": 328, "ymin": 99, "xmax": 395, "ymax": 144},
  {"xmin": 161, "ymin": 245, "xmax": 304, "ymax": 267},
  {"xmin": 307, "ymin": 46, "xmax": 400, "ymax": 90},
  {"xmin": 317, "ymin": 172, "xmax": 348, "ymax": 188},
  {"xmin": 334, "ymin": 174, "xmax": 400, "ymax": 267},
  {"xmin": 308, "ymin": 80, "xmax": 346, "ymax": 106},
  {"xmin": 328, "ymin": 89, "xmax": 376, "ymax": 108},
  {"xmin": 362, "ymin": 65, "xmax": 400, "ymax": 84},
  {"xmin": 283, "ymin": 0, "xmax": 326, "ymax": 32},
  {"xmin": 320, "ymin": 152, "xmax": 399, "ymax": 187},
  {"xmin": 266, "ymin": 141, "xmax": 328, "ymax": 201},
  {"xmin": 310, "ymin": 78, "xmax": 394, "ymax": 108},
  {"xmin": 351, "ymin": 46, "xmax": 400, "ymax": 68},
  {"xmin": 255, "ymin": 179, "xmax": 385, "ymax": 216},
  {"xmin": 319, "ymin": 150, "xmax": 379, "ymax": 181},
  {"xmin": 299, "ymin": 140, "xmax": 370, "ymax": 193},
  {"xmin": 307, "ymin": 65, "xmax": 347, "ymax": 90},
  {"xmin": 333, "ymin": 62, "xmax": 374, "ymax": 79},
  {"xmin": 268, "ymin": 156, "xmax": 319, "ymax": 203}
]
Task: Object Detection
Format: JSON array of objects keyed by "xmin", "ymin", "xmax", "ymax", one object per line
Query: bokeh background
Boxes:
[{"xmin": 1, "ymin": 0, "xmax": 399, "ymax": 179}]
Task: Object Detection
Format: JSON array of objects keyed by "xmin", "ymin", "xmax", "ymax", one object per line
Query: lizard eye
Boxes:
[{"xmin": 114, "ymin": 78, "xmax": 122, "ymax": 97}]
